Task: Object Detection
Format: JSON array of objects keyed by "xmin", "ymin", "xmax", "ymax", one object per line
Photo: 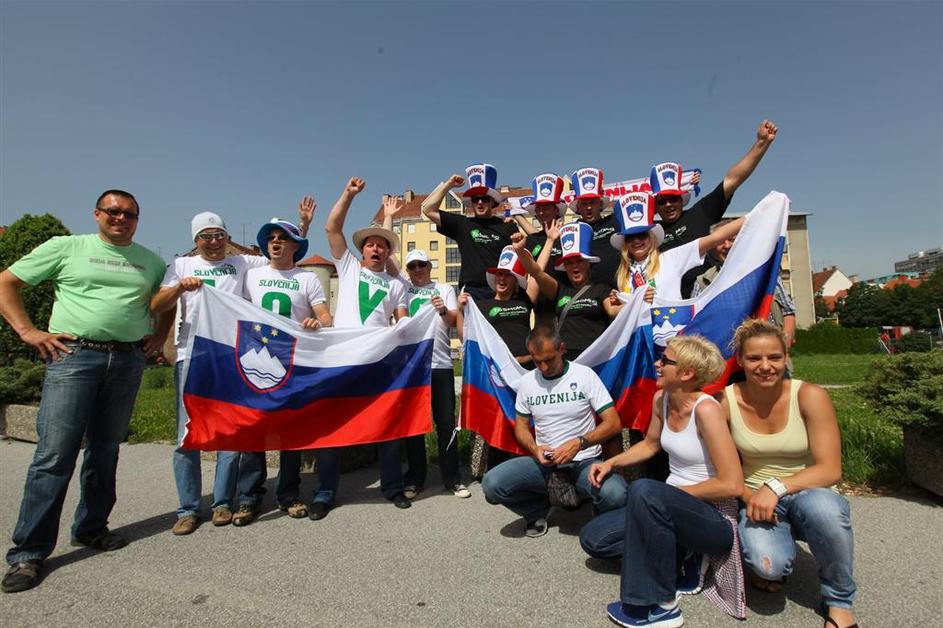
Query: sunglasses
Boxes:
[
  {"xmin": 96, "ymin": 207, "xmax": 139, "ymax": 220},
  {"xmin": 471, "ymin": 196, "xmax": 492, "ymax": 204},
  {"xmin": 655, "ymin": 196, "xmax": 682, "ymax": 207},
  {"xmin": 406, "ymin": 262, "xmax": 429, "ymax": 270},
  {"xmin": 197, "ymin": 232, "xmax": 227, "ymax": 242},
  {"xmin": 657, "ymin": 355, "xmax": 677, "ymax": 366},
  {"xmin": 267, "ymin": 234, "xmax": 294, "ymax": 242}
]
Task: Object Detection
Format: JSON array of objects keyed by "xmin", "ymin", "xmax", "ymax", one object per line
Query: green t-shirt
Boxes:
[{"xmin": 9, "ymin": 234, "xmax": 166, "ymax": 342}]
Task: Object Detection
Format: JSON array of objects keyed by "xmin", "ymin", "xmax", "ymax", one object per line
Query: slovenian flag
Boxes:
[
  {"xmin": 652, "ymin": 191, "xmax": 790, "ymax": 392},
  {"xmin": 180, "ymin": 287, "xmax": 438, "ymax": 451},
  {"xmin": 460, "ymin": 288, "xmax": 658, "ymax": 454}
]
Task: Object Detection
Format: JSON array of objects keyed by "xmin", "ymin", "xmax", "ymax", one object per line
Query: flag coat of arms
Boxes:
[{"xmin": 181, "ymin": 287, "xmax": 438, "ymax": 451}]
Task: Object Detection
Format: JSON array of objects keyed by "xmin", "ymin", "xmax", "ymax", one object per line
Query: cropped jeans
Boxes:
[
  {"xmin": 739, "ymin": 487, "xmax": 856, "ymax": 609},
  {"xmin": 6, "ymin": 343, "xmax": 144, "ymax": 565},
  {"xmin": 173, "ymin": 361, "xmax": 239, "ymax": 517}
]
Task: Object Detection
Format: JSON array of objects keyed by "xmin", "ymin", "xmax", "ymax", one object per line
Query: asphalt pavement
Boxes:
[{"xmin": 0, "ymin": 439, "xmax": 940, "ymax": 626}]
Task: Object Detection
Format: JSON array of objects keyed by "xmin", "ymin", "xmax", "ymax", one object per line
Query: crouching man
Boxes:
[{"xmin": 481, "ymin": 326, "xmax": 627, "ymax": 537}]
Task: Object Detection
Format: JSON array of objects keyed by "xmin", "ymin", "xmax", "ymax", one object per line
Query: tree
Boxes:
[
  {"xmin": 837, "ymin": 282, "xmax": 890, "ymax": 328},
  {"xmin": 0, "ymin": 214, "xmax": 71, "ymax": 365},
  {"xmin": 814, "ymin": 294, "xmax": 832, "ymax": 321}
]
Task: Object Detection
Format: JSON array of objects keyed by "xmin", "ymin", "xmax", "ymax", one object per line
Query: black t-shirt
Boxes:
[
  {"xmin": 524, "ymin": 231, "xmax": 564, "ymax": 327},
  {"xmin": 476, "ymin": 294, "xmax": 533, "ymax": 359},
  {"xmin": 658, "ymin": 182, "xmax": 731, "ymax": 253},
  {"xmin": 554, "ymin": 281, "xmax": 611, "ymax": 358},
  {"xmin": 439, "ymin": 212, "xmax": 518, "ymax": 289},
  {"xmin": 584, "ymin": 214, "xmax": 621, "ymax": 289}
]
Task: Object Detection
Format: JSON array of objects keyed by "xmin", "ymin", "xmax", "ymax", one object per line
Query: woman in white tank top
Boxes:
[{"xmin": 581, "ymin": 335, "xmax": 746, "ymax": 627}]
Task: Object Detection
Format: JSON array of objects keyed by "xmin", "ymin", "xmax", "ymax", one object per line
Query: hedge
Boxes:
[{"xmin": 792, "ymin": 324, "xmax": 881, "ymax": 355}]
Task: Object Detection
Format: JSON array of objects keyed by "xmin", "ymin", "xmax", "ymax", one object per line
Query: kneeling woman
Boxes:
[
  {"xmin": 724, "ymin": 320, "xmax": 858, "ymax": 628},
  {"xmin": 582, "ymin": 336, "xmax": 745, "ymax": 627}
]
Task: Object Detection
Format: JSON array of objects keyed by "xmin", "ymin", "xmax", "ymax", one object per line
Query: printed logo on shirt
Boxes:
[
  {"xmin": 558, "ymin": 297, "xmax": 597, "ymax": 311},
  {"xmin": 525, "ymin": 389, "xmax": 587, "ymax": 406},
  {"xmin": 257, "ymin": 278, "xmax": 300, "ymax": 291},
  {"xmin": 470, "ymin": 228, "xmax": 502, "ymax": 244},
  {"xmin": 193, "ymin": 264, "xmax": 237, "ymax": 277},
  {"xmin": 88, "ymin": 257, "xmax": 147, "ymax": 273},
  {"xmin": 487, "ymin": 305, "xmax": 528, "ymax": 319},
  {"xmin": 358, "ymin": 270, "xmax": 391, "ymax": 323},
  {"xmin": 408, "ymin": 297, "xmax": 430, "ymax": 316},
  {"xmin": 592, "ymin": 227, "xmax": 615, "ymax": 241}
]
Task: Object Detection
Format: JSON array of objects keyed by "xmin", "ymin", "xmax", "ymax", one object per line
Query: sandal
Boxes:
[
  {"xmin": 822, "ymin": 603, "xmax": 859, "ymax": 628},
  {"xmin": 71, "ymin": 529, "xmax": 128, "ymax": 551}
]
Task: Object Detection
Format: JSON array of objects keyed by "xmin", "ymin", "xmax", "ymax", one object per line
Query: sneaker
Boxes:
[
  {"xmin": 172, "ymin": 515, "xmax": 200, "ymax": 536},
  {"xmin": 211, "ymin": 507, "xmax": 233, "ymax": 527},
  {"xmin": 392, "ymin": 492, "xmax": 412, "ymax": 509},
  {"xmin": 450, "ymin": 484, "xmax": 471, "ymax": 499},
  {"xmin": 278, "ymin": 500, "xmax": 309, "ymax": 519},
  {"xmin": 606, "ymin": 599, "xmax": 683, "ymax": 627},
  {"xmin": 403, "ymin": 485, "xmax": 420, "ymax": 500},
  {"xmin": 232, "ymin": 504, "xmax": 260, "ymax": 527},
  {"xmin": 525, "ymin": 518, "xmax": 548, "ymax": 538},
  {"xmin": 676, "ymin": 552, "xmax": 709, "ymax": 595},
  {"xmin": 1, "ymin": 560, "xmax": 42, "ymax": 594},
  {"xmin": 308, "ymin": 502, "xmax": 331, "ymax": 521}
]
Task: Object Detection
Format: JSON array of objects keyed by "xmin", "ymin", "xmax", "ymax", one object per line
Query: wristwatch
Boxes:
[
  {"xmin": 578, "ymin": 435, "xmax": 590, "ymax": 450},
  {"xmin": 763, "ymin": 477, "xmax": 788, "ymax": 498}
]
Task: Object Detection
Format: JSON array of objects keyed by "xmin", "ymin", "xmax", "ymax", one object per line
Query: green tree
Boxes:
[
  {"xmin": 814, "ymin": 294, "xmax": 832, "ymax": 321},
  {"xmin": 837, "ymin": 282, "xmax": 890, "ymax": 328},
  {"xmin": 0, "ymin": 214, "xmax": 71, "ymax": 365}
]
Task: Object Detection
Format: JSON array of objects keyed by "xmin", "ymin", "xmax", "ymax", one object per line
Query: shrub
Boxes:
[
  {"xmin": 857, "ymin": 352, "xmax": 943, "ymax": 438},
  {"xmin": 894, "ymin": 331, "xmax": 935, "ymax": 353},
  {"xmin": 792, "ymin": 324, "xmax": 881, "ymax": 355},
  {"xmin": 0, "ymin": 359, "xmax": 46, "ymax": 404},
  {"xmin": 140, "ymin": 365, "xmax": 175, "ymax": 389}
]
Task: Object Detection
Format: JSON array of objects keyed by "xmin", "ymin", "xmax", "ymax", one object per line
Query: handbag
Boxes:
[{"xmin": 546, "ymin": 468, "xmax": 581, "ymax": 509}]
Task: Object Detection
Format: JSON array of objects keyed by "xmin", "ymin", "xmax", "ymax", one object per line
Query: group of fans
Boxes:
[{"xmin": 0, "ymin": 117, "xmax": 858, "ymax": 628}]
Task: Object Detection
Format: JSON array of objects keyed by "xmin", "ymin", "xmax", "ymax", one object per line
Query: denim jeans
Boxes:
[
  {"xmin": 403, "ymin": 368, "xmax": 461, "ymax": 489},
  {"xmin": 587, "ymin": 479, "xmax": 733, "ymax": 605},
  {"xmin": 312, "ymin": 441, "xmax": 404, "ymax": 505},
  {"xmin": 172, "ymin": 361, "xmax": 239, "ymax": 517},
  {"xmin": 481, "ymin": 455, "xmax": 627, "ymax": 524},
  {"xmin": 739, "ymin": 487, "xmax": 856, "ymax": 609},
  {"xmin": 6, "ymin": 343, "xmax": 145, "ymax": 564},
  {"xmin": 236, "ymin": 450, "xmax": 306, "ymax": 507}
]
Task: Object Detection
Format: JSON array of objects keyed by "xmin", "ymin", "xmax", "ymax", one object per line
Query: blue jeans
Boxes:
[
  {"xmin": 739, "ymin": 488, "xmax": 856, "ymax": 609},
  {"xmin": 172, "ymin": 361, "xmax": 239, "ymax": 517},
  {"xmin": 312, "ymin": 441, "xmax": 404, "ymax": 506},
  {"xmin": 6, "ymin": 343, "xmax": 145, "ymax": 564},
  {"xmin": 481, "ymin": 456, "xmax": 627, "ymax": 524},
  {"xmin": 403, "ymin": 368, "xmax": 461, "ymax": 489},
  {"xmin": 580, "ymin": 479, "xmax": 733, "ymax": 605},
  {"xmin": 236, "ymin": 450, "xmax": 306, "ymax": 507}
]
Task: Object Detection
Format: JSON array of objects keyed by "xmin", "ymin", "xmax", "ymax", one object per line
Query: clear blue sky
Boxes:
[{"xmin": 2, "ymin": 1, "xmax": 941, "ymax": 279}]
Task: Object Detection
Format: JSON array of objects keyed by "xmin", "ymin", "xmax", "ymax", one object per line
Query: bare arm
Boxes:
[
  {"xmin": 325, "ymin": 177, "xmax": 366, "ymax": 259},
  {"xmin": 722, "ymin": 119, "xmax": 778, "ymax": 200},
  {"xmin": 677, "ymin": 400, "xmax": 745, "ymax": 501},
  {"xmin": 421, "ymin": 174, "xmax": 464, "ymax": 226},
  {"xmin": 513, "ymin": 214, "xmax": 539, "ymax": 235},
  {"xmin": 547, "ymin": 405, "xmax": 623, "ymax": 465},
  {"xmin": 514, "ymin": 414, "xmax": 554, "ymax": 466},
  {"xmin": 150, "ymin": 277, "xmax": 203, "ymax": 313},
  {"xmin": 381, "ymin": 195, "xmax": 405, "ymax": 274},
  {"xmin": 602, "ymin": 289, "xmax": 624, "ymax": 318},
  {"xmin": 145, "ymin": 309, "xmax": 176, "ymax": 355},
  {"xmin": 512, "ymin": 231, "xmax": 558, "ymax": 300},
  {"xmin": 393, "ymin": 307, "xmax": 408, "ymax": 322},
  {"xmin": 697, "ymin": 216, "xmax": 745, "ymax": 258},
  {"xmin": 0, "ymin": 269, "xmax": 75, "ymax": 360},
  {"xmin": 297, "ymin": 195, "xmax": 316, "ymax": 238},
  {"xmin": 431, "ymin": 295, "xmax": 457, "ymax": 327},
  {"xmin": 313, "ymin": 302, "xmax": 333, "ymax": 327},
  {"xmin": 588, "ymin": 395, "xmax": 664, "ymax": 487},
  {"xmin": 783, "ymin": 314, "xmax": 796, "ymax": 349}
]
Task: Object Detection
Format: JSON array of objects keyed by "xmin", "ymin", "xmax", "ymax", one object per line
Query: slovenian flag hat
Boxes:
[
  {"xmin": 554, "ymin": 222, "xmax": 601, "ymax": 270},
  {"xmin": 567, "ymin": 167, "xmax": 612, "ymax": 210},
  {"xmin": 609, "ymin": 192, "xmax": 665, "ymax": 250}
]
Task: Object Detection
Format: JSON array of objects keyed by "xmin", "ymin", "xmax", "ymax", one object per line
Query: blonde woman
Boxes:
[
  {"xmin": 582, "ymin": 335, "xmax": 746, "ymax": 627},
  {"xmin": 723, "ymin": 319, "xmax": 858, "ymax": 628}
]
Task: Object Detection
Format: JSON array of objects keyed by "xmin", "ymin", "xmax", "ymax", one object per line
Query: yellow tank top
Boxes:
[{"xmin": 725, "ymin": 380, "xmax": 814, "ymax": 491}]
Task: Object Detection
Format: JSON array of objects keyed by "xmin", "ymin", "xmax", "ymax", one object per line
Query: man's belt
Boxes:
[{"xmin": 68, "ymin": 338, "xmax": 144, "ymax": 352}]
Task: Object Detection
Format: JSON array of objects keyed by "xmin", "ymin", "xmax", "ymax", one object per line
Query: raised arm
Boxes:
[
  {"xmin": 381, "ymin": 195, "xmax": 405, "ymax": 274},
  {"xmin": 325, "ymin": 177, "xmax": 365, "ymax": 259},
  {"xmin": 697, "ymin": 216, "xmax": 745, "ymax": 258},
  {"xmin": 297, "ymin": 195, "xmax": 316, "ymax": 238},
  {"xmin": 512, "ymin": 231, "xmax": 557, "ymax": 300},
  {"xmin": 512, "ymin": 213, "xmax": 540, "ymax": 235},
  {"xmin": 420, "ymin": 174, "xmax": 465, "ymax": 226},
  {"xmin": 722, "ymin": 119, "xmax": 778, "ymax": 200}
]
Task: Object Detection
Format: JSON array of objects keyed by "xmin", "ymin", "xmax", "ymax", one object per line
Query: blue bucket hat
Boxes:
[{"xmin": 256, "ymin": 218, "xmax": 309, "ymax": 263}]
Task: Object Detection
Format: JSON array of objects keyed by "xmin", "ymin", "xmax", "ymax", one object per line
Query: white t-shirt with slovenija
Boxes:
[
  {"xmin": 514, "ymin": 361, "xmax": 614, "ymax": 462},
  {"xmin": 161, "ymin": 254, "xmax": 268, "ymax": 361},
  {"xmin": 332, "ymin": 249, "xmax": 407, "ymax": 329},
  {"xmin": 405, "ymin": 281, "xmax": 457, "ymax": 370},
  {"xmin": 632, "ymin": 239, "xmax": 704, "ymax": 301},
  {"xmin": 243, "ymin": 265, "xmax": 326, "ymax": 323}
]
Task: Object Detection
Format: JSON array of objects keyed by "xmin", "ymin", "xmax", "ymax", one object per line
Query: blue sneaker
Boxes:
[
  {"xmin": 676, "ymin": 551, "xmax": 709, "ymax": 595},
  {"xmin": 606, "ymin": 599, "xmax": 684, "ymax": 627}
]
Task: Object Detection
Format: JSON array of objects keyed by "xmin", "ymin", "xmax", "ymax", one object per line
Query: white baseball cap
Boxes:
[
  {"xmin": 405, "ymin": 249, "xmax": 430, "ymax": 266},
  {"xmin": 191, "ymin": 211, "xmax": 228, "ymax": 240}
]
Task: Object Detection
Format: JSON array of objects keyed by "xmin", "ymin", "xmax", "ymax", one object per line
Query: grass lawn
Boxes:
[
  {"xmin": 128, "ymin": 367, "xmax": 176, "ymax": 444},
  {"xmin": 791, "ymin": 353, "xmax": 889, "ymax": 386}
]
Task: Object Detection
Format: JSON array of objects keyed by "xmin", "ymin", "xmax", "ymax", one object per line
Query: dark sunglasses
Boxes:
[
  {"xmin": 406, "ymin": 262, "xmax": 429, "ymax": 270},
  {"xmin": 471, "ymin": 195, "xmax": 492, "ymax": 204},
  {"xmin": 267, "ymin": 234, "xmax": 293, "ymax": 242},
  {"xmin": 657, "ymin": 355, "xmax": 677, "ymax": 366},
  {"xmin": 96, "ymin": 207, "xmax": 139, "ymax": 220},
  {"xmin": 655, "ymin": 196, "xmax": 682, "ymax": 207},
  {"xmin": 197, "ymin": 232, "xmax": 227, "ymax": 242}
]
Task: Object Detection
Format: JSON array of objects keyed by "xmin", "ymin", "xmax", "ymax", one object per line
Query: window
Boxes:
[
  {"xmin": 446, "ymin": 267, "xmax": 460, "ymax": 282},
  {"xmin": 407, "ymin": 242, "xmax": 416, "ymax": 252},
  {"xmin": 430, "ymin": 223, "xmax": 437, "ymax": 232},
  {"xmin": 431, "ymin": 260, "xmax": 439, "ymax": 268},
  {"xmin": 429, "ymin": 241, "xmax": 439, "ymax": 251},
  {"xmin": 407, "ymin": 223, "xmax": 416, "ymax": 234},
  {"xmin": 445, "ymin": 195, "xmax": 462, "ymax": 210},
  {"xmin": 446, "ymin": 247, "xmax": 461, "ymax": 263}
]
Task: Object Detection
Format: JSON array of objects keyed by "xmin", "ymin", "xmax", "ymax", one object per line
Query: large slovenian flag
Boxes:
[
  {"xmin": 651, "ymin": 191, "xmax": 790, "ymax": 392},
  {"xmin": 181, "ymin": 287, "xmax": 438, "ymax": 451},
  {"xmin": 461, "ymin": 289, "xmax": 658, "ymax": 453}
]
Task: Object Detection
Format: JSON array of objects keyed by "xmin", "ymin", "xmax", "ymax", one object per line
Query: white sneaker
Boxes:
[{"xmin": 451, "ymin": 484, "xmax": 471, "ymax": 498}]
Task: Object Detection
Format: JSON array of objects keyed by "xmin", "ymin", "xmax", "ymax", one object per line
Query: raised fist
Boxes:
[{"xmin": 346, "ymin": 177, "xmax": 366, "ymax": 196}]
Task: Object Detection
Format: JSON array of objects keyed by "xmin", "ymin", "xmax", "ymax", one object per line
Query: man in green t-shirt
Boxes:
[{"xmin": 0, "ymin": 189, "xmax": 169, "ymax": 594}]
